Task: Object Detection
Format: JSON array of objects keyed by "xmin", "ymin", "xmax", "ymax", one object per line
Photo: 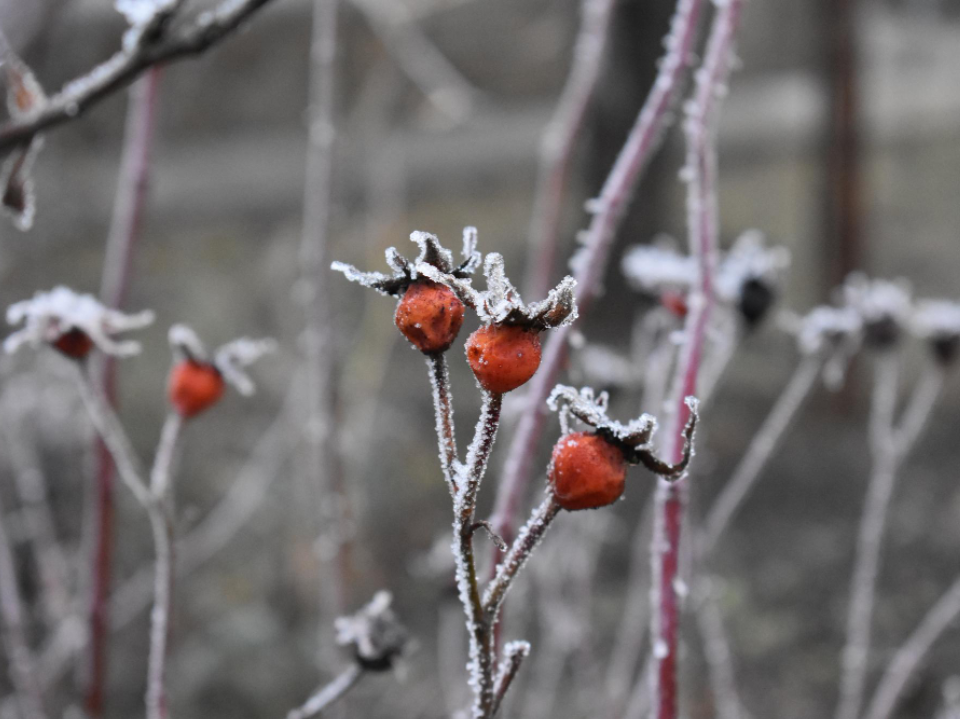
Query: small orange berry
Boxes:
[
  {"xmin": 465, "ymin": 324, "xmax": 541, "ymax": 394},
  {"xmin": 549, "ymin": 431, "xmax": 626, "ymax": 511},
  {"xmin": 168, "ymin": 360, "xmax": 225, "ymax": 418},
  {"xmin": 53, "ymin": 328, "xmax": 94, "ymax": 359},
  {"xmin": 394, "ymin": 281, "xmax": 465, "ymax": 354}
]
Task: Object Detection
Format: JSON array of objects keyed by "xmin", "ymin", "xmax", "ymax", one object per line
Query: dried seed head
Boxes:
[
  {"xmin": 466, "ymin": 324, "xmax": 542, "ymax": 394},
  {"xmin": 334, "ymin": 591, "xmax": 409, "ymax": 672},
  {"xmin": 549, "ymin": 431, "xmax": 627, "ymax": 511},
  {"xmin": 394, "ymin": 280, "xmax": 465, "ymax": 354},
  {"xmin": 780, "ymin": 305, "xmax": 863, "ymax": 389},
  {"xmin": 4, "ymin": 286, "xmax": 154, "ymax": 358}
]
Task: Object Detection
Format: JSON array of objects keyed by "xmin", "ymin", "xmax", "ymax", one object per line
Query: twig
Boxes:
[
  {"xmin": 491, "ymin": 640, "xmax": 530, "ymax": 717},
  {"xmin": 301, "ymin": 0, "xmax": 347, "ymax": 626},
  {"xmin": 695, "ymin": 577, "xmax": 744, "ymax": 719},
  {"xmin": 698, "ymin": 353, "xmax": 824, "ymax": 553},
  {"xmin": 649, "ymin": 2, "xmax": 743, "ymax": 716},
  {"xmin": 288, "ymin": 663, "xmax": 364, "ymax": 719},
  {"xmin": 427, "ymin": 353, "xmax": 459, "ymax": 496},
  {"xmin": 838, "ymin": 356, "xmax": 944, "ymax": 717},
  {"xmin": 490, "ymin": 0, "xmax": 704, "ymax": 560},
  {"xmin": 524, "ymin": 0, "xmax": 616, "ymax": 300},
  {"xmin": 88, "ymin": 67, "xmax": 162, "ymax": 716},
  {"xmin": 0, "ymin": 0, "xmax": 280, "ymax": 153},
  {"xmin": 0, "ymin": 492, "xmax": 45, "ymax": 718},
  {"xmin": 868, "ymin": 575, "xmax": 960, "ymax": 719}
]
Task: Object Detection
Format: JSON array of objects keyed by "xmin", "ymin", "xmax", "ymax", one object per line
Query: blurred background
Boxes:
[{"xmin": 0, "ymin": 0, "xmax": 958, "ymax": 716}]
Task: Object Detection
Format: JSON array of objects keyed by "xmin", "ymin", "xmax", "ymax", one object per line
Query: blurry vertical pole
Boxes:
[
  {"xmin": 88, "ymin": 66, "xmax": 162, "ymax": 719},
  {"xmin": 649, "ymin": 1, "xmax": 743, "ymax": 717},
  {"xmin": 300, "ymin": 0, "xmax": 347, "ymax": 630},
  {"xmin": 523, "ymin": 0, "xmax": 616, "ymax": 301},
  {"xmin": 823, "ymin": 0, "xmax": 863, "ymax": 292}
]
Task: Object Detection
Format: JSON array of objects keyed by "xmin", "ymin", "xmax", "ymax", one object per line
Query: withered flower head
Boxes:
[
  {"xmin": 840, "ymin": 273, "xmax": 912, "ymax": 349},
  {"xmin": 910, "ymin": 299, "xmax": 960, "ymax": 365},
  {"xmin": 331, "ymin": 227, "xmax": 481, "ymax": 298},
  {"xmin": 779, "ymin": 305, "xmax": 863, "ymax": 390},
  {"xmin": 334, "ymin": 591, "xmax": 409, "ymax": 672}
]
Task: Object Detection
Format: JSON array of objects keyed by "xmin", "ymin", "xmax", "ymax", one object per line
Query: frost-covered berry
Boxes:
[
  {"xmin": 466, "ymin": 324, "xmax": 542, "ymax": 394},
  {"xmin": 549, "ymin": 431, "xmax": 626, "ymax": 511},
  {"xmin": 168, "ymin": 360, "xmax": 224, "ymax": 418},
  {"xmin": 395, "ymin": 280, "xmax": 465, "ymax": 354},
  {"xmin": 52, "ymin": 328, "xmax": 95, "ymax": 359}
]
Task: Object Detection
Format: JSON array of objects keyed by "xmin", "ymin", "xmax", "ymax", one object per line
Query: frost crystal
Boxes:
[
  {"xmin": 331, "ymin": 228, "xmax": 480, "ymax": 297},
  {"xmin": 334, "ymin": 591, "xmax": 409, "ymax": 671},
  {"xmin": 422, "ymin": 252, "xmax": 578, "ymax": 330},
  {"xmin": 168, "ymin": 323, "xmax": 275, "ymax": 395},
  {"xmin": 4, "ymin": 287, "xmax": 154, "ymax": 356}
]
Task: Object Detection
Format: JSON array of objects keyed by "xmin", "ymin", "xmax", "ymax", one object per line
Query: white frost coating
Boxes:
[
  {"xmin": 653, "ymin": 639, "xmax": 669, "ymax": 659},
  {"xmin": 622, "ymin": 240, "xmax": 696, "ymax": 293},
  {"xmin": 168, "ymin": 323, "xmax": 208, "ymax": 360},
  {"xmin": 911, "ymin": 299, "xmax": 960, "ymax": 342},
  {"xmin": 4, "ymin": 286, "xmax": 154, "ymax": 356},
  {"xmin": 841, "ymin": 273, "xmax": 912, "ymax": 329},
  {"xmin": 548, "ymin": 384, "xmax": 659, "ymax": 448},
  {"xmin": 330, "ymin": 260, "xmax": 397, "ymax": 297},
  {"xmin": 714, "ymin": 230, "xmax": 790, "ymax": 301}
]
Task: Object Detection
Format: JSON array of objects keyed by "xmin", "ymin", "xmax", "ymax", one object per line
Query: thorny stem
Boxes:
[
  {"xmin": 868, "ymin": 574, "xmax": 960, "ymax": 719},
  {"xmin": 0, "ymin": 0, "xmax": 281, "ymax": 153},
  {"xmin": 523, "ymin": 0, "xmax": 616, "ymax": 300},
  {"xmin": 698, "ymin": 353, "xmax": 824, "ymax": 553},
  {"xmin": 89, "ymin": 65, "xmax": 162, "ymax": 718},
  {"xmin": 0, "ymin": 492, "xmax": 45, "ymax": 718},
  {"xmin": 838, "ymin": 355, "xmax": 944, "ymax": 718},
  {"xmin": 427, "ymin": 353, "xmax": 459, "ymax": 496},
  {"xmin": 491, "ymin": 0, "xmax": 704, "ymax": 567},
  {"xmin": 650, "ymin": 2, "xmax": 743, "ymax": 716},
  {"xmin": 288, "ymin": 663, "xmax": 364, "ymax": 719},
  {"xmin": 455, "ymin": 391, "xmax": 503, "ymax": 717}
]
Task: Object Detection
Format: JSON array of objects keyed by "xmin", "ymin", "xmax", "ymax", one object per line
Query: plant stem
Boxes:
[
  {"xmin": 649, "ymin": 3, "xmax": 743, "ymax": 716},
  {"xmin": 491, "ymin": 641, "xmax": 531, "ymax": 718},
  {"xmin": 868, "ymin": 574, "xmax": 960, "ymax": 719},
  {"xmin": 427, "ymin": 353, "xmax": 459, "ymax": 496},
  {"xmin": 490, "ymin": 0, "xmax": 705, "ymax": 562},
  {"xmin": 524, "ymin": 0, "xmax": 616, "ymax": 300},
  {"xmin": 695, "ymin": 577, "xmax": 743, "ymax": 719},
  {"xmin": 89, "ymin": 66, "xmax": 162, "ymax": 716},
  {"xmin": 288, "ymin": 663, "xmax": 364, "ymax": 719},
  {"xmin": 838, "ymin": 356, "xmax": 943, "ymax": 718}
]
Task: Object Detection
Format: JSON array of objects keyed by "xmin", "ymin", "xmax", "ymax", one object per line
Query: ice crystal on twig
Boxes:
[
  {"xmin": 840, "ymin": 273, "xmax": 912, "ymax": 349},
  {"xmin": 4, "ymin": 286, "xmax": 154, "ymax": 357},
  {"xmin": 547, "ymin": 384, "xmax": 697, "ymax": 477},
  {"xmin": 168, "ymin": 324, "xmax": 275, "ymax": 395},
  {"xmin": 334, "ymin": 591, "xmax": 409, "ymax": 671},
  {"xmin": 331, "ymin": 227, "xmax": 480, "ymax": 297}
]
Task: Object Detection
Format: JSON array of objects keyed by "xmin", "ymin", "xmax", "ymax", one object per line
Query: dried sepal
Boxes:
[
  {"xmin": 168, "ymin": 323, "xmax": 275, "ymax": 396},
  {"xmin": 334, "ymin": 591, "xmax": 409, "ymax": 672},
  {"xmin": 4, "ymin": 286, "xmax": 154, "ymax": 358},
  {"xmin": 332, "ymin": 228, "xmax": 480, "ymax": 298}
]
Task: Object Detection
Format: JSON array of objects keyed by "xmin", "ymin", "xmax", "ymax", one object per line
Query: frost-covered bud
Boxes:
[
  {"xmin": 910, "ymin": 300, "xmax": 960, "ymax": 365},
  {"xmin": 841, "ymin": 273, "xmax": 912, "ymax": 349},
  {"xmin": 334, "ymin": 591, "xmax": 409, "ymax": 672},
  {"xmin": 167, "ymin": 325, "xmax": 274, "ymax": 418},
  {"xmin": 4, "ymin": 286, "xmax": 154, "ymax": 359}
]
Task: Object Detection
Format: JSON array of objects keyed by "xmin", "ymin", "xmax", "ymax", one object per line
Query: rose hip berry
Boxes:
[
  {"xmin": 465, "ymin": 324, "xmax": 542, "ymax": 394},
  {"xmin": 549, "ymin": 431, "xmax": 627, "ymax": 511},
  {"xmin": 168, "ymin": 360, "xmax": 225, "ymax": 418},
  {"xmin": 53, "ymin": 328, "xmax": 94, "ymax": 359},
  {"xmin": 394, "ymin": 280, "xmax": 465, "ymax": 354}
]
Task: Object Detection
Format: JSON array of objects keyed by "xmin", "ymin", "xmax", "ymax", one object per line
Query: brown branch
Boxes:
[{"xmin": 0, "ymin": 0, "xmax": 281, "ymax": 154}]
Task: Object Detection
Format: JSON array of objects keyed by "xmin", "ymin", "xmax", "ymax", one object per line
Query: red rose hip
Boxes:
[
  {"xmin": 549, "ymin": 431, "xmax": 627, "ymax": 511},
  {"xmin": 465, "ymin": 324, "xmax": 542, "ymax": 394},
  {"xmin": 395, "ymin": 281, "xmax": 465, "ymax": 354},
  {"xmin": 168, "ymin": 360, "xmax": 225, "ymax": 418},
  {"xmin": 53, "ymin": 328, "xmax": 94, "ymax": 359}
]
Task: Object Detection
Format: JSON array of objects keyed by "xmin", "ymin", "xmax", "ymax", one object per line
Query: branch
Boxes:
[
  {"xmin": 0, "ymin": 0, "xmax": 281, "ymax": 153},
  {"xmin": 490, "ymin": 640, "xmax": 530, "ymax": 717},
  {"xmin": 288, "ymin": 664, "xmax": 364, "ymax": 719},
  {"xmin": 649, "ymin": 2, "xmax": 744, "ymax": 716}
]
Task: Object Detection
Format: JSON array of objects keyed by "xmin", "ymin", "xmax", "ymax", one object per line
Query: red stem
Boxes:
[
  {"xmin": 650, "ymin": 2, "xmax": 743, "ymax": 716},
  {"xmin": 490, "ymin": 0, "xmax": 704, "ymax": 566},
  {"xmin": 87, "ymin": 67, "xmax": 162, "ymax": 718}
]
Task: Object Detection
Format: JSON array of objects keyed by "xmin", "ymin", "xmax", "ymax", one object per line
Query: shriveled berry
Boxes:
[
  {"xmin": 465, "ymin": 324, "xmax": 541, "ymax": 394},
  {"xmin": 394, "ymin": 281, "xmax": 465, "ymax": 354},
  {"xmin": 168, "ymin": 360, "xmax": 225, "ymax": 418},
  {"xmin": 549, "ymin": 431, "xmax": 626, "ymax": 511},
  {"xmin": 53, "ymin": 328, "xmax": 94, "ymax": 359},
  {"xmin": 660, "ymin": 290, "xmax": 688, "ymax": 319}
]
